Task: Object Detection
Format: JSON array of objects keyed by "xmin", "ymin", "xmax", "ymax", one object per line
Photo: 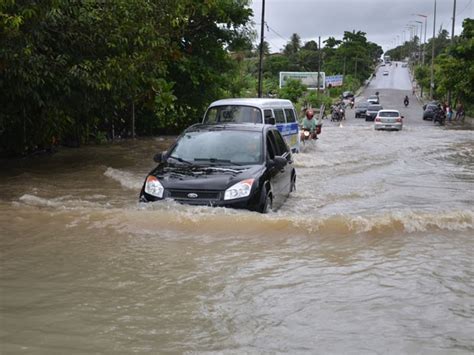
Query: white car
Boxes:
[
  {"xmin": 374, "ymin": 110, "xmax": 403, "ymax": 131},
  {"xmin": 383, "ymin": 70, "xmax": 389, "ymax": 76}
]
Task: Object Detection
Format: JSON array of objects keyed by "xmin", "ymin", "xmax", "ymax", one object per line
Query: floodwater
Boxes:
[{"xmin": 1, "ymin": 64, "xmax": 473, "ymax": 354}]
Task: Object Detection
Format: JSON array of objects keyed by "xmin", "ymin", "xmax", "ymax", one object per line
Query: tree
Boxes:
[
  {"xmin": 283, "ymin": 33, "xmax": 301, "ymax": 56},
  {"xmin": 0, "ymin": 0, "xmax": 255, "ymax": 155}
]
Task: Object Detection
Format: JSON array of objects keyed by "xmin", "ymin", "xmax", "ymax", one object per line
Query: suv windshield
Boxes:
[
  {"xmin": 170, "ymin": 130, "xmax": 263, "ymax": 165},
  {"xmin": 204, "ymin": 105, "xmax": 262, "ymax": 124}
]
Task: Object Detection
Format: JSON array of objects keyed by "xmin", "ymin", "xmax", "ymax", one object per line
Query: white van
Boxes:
[{"xmin": 203, "ymin": 98, "xmax": 300, "ymax": 153}]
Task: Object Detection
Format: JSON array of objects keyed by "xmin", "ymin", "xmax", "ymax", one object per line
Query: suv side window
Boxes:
[
  {"xmin": 271, "ymin": 130, "xmax": 289, "ymax": 156},
  {"xmin": 284, "ymin": 108, "xmax": 296, "ymax": 123},
  {"xmin": 274, "ymin": 109, "xmax": 286, "ymax": 124},
  {"xmin": 266, "ymin": 132, "xmax": 277, "ymax": 160}
]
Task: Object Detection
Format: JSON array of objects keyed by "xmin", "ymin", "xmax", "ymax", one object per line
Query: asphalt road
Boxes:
[{"xmin": 348, "ymin": 61, "xmax": 430, "ymax": 128}]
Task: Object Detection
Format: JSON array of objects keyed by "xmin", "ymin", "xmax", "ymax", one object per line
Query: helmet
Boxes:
[{"xmin": 306, "ymin": 110, "xmax": 314, "ymax": 119}]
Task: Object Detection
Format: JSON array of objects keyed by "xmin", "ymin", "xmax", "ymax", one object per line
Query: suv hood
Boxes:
[{"xmin": 150, "ymin": 164, "xmax": 264, "ymax": 190}]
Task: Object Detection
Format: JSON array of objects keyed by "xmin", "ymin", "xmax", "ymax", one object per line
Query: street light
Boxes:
[
  {"xmin": 414, "ymin": 14, "xmax": 428, "ymax": 64},
  {"xmin": 414, "ymin": 20, "xmax": 423, "ymax": 63}
]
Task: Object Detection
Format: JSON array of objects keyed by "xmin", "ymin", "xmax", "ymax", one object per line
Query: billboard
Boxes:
[
  {"xmin": 325, "ymin": 75, "xmax": 344, "ymax": 87},
  {"xmin": 279, "ymin": 71, "xmax": 325, "ymax": 90}
]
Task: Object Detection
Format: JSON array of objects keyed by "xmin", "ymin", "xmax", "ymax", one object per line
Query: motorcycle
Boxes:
[
  {"xmin": 300, "ymin": 128, "xmax": 317, "ymax": 143},
  {"xmin": 433, "ymin": 109, "xmax": 446, "ymax": 125},
  {"xmin": 404, "ymin": 98, "xmax": 409, "ymax": 107}
]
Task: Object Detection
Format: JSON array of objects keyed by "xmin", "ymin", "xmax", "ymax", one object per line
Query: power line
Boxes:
[
  {"xmin": 457, "ymin": 0, "xmax": 472, "ymax": 15},
  {"xmin": 255, "ymin": 22, "xmax": 289, "ymax": 42}
]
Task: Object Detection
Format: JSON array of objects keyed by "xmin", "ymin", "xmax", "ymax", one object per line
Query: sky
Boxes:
[{"xmin": 249, "ymin": 0, "xmax": 473, "ymax": 54}]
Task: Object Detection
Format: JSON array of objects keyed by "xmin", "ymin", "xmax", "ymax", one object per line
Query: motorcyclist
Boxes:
[
  {"xmin": 404, "ymin": 95, "xmax": 409, "ymax": 107},
  {"xmin": 301, "ymin": 109, "xmax": 317, "ymax": 140}
]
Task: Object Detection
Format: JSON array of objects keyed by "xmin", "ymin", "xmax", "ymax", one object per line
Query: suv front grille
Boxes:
[{"xmin": 167, "ymin": 189, "xmax": 221, "ymax": 200}]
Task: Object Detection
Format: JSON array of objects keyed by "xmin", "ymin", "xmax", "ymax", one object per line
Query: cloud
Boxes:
[{"xmin": 250, "ymin": 0, "xmax": 473, "ymax": 52}]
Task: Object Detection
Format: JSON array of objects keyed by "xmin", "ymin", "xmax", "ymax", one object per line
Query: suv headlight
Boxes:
[
  {"xmin": 144, "ymin": 175, "xmax": 164, "ymax": 198},
  {"xmin": 224, "ymin": 179, "xmax": 254, "ymax": 201}
]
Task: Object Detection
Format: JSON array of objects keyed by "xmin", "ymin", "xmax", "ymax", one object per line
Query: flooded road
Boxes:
[{"xmin": 1, "ymin": 64, "xmax": 473, "ymax": 354}]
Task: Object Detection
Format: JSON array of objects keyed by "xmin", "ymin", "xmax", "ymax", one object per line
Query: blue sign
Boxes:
[{"xmin": 325, "ymin": 75, "xmax": 344, "ymax": 87}]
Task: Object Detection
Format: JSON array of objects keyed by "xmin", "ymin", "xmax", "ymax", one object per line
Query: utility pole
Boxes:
[
  {"xmin": 430, "ymin": 0, "xmax": 437, "ymax": 100},
  {"xmin": 451, "ymin": 0, "xmax": 457, "ymax": 42},
  {"xmin": 317, "ymin": 36, "xmax": 321, "ymax": 95},
  {"xmin": 132, "ymin": 101, "xmax": 135, "ymax": 139},
  {"xmin": 448, "ymin": 0, "xmax": 457, "ymax": 106},
  {"xmin": 257, "ymin": 0, "xmax": 265, "ymax": 98},
  {"xmin": 343, "ymin": 56, "xmax": 346, "ymax": 78}
]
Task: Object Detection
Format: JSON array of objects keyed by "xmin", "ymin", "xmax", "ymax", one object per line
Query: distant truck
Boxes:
[{"xmin": 383, "ymin": 55, "xmax": 391, "ymax": 64}]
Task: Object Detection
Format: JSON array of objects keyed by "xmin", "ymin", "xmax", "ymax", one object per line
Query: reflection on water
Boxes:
[{"xmin": 1, "ymin": 126, "xmax": 473, "ymax": 353}]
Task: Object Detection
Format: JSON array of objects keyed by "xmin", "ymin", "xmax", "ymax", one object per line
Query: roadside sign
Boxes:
[
  {"xmin": 325, "ymin": 75, "xmax": 344, "ymax": 87},
  {"xmin": 279, "ymin": 71, "xmax": 325, "ymax": 90}
]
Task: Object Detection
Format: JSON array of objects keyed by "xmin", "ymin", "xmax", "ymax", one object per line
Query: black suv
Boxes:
[
  {"xmin": 365, "ymin": 104, "xmax": 383, "ymax": 121},
  {"xmin": 423, "ymin": 103, "xmax": 441, "ymax": 120},
  {"xmin": 355, "ymin": 102, "xmax": 369, "ymax": 118},
  {"xmin": 140, "ymin": 124, "xmax": 296, "ymax": 213}
]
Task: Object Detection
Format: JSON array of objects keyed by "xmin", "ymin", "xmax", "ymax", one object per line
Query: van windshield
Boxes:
[{"xmin": 204, "ymin": 105, "xmax": 262, "ymax": 124}]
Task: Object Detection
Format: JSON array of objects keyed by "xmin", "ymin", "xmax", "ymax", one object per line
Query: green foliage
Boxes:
[
  {"xmin": 409, "ymin": 18, "xmax": 473, "ymax": 107},
  {"xmin": 0, "ymin": 0, "xmax": 254, "ymax": 155},
  {"xmin": 414, "ymin": 65, "xmax": 431, "ymax": 93},
  {"xmin": 303, "ymin": 91, "xmax": 333, "ymax": 110},
  {"xmin": 278, "ymin": 78, "xmax": 306, "ymax": 103}
]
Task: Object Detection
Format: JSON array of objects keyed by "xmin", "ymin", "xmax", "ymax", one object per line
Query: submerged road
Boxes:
[{"xmin": 0, "ymin": 63, "xmax": 473, "ymax": 353}]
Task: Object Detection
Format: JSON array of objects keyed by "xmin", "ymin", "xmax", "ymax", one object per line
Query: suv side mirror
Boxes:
[
  {"xmin": 265, "ymin": 117, "xmax": 276, "ymax": 125},
  {"xmin": 153, "ymin": 151, "xmax": 166, "ymax": 163},
  {"xmin": 268, "ymin": 156, "xmax": 287, "ymax": 170}
]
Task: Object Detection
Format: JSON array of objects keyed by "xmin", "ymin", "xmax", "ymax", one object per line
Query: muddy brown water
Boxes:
[{"xmin": 1, "ymin": 82, "xmax": 473, "ymax": 352}]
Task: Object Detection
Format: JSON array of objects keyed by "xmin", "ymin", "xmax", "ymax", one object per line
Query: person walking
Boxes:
[
  {"xmin": 446, "ymin": 105, "xmax": 453, "ymax": 123},
  {"xmin": 455, "ymin": 102, "xmax": 464, "ymax": 121}
]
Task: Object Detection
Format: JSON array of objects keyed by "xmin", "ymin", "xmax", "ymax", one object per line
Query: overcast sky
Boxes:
[{"xmin": 249, "ymin": 0, "xmax": 473, "ymax": 53}]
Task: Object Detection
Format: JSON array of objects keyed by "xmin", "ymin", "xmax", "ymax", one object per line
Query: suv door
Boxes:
[{"xmin": 266, "ymin": 129, "xmax": 292, "ymax": 208}]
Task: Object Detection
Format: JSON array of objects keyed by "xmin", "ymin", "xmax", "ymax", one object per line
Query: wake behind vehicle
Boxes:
[
  {"xmin": 139, "ymin": 124, "xmax": 296, "ymax": 213},
  {"xmin": 374, "ymin": 110, "xmax": 403, "ymax": 131},
  {"xmin": 203, "ymin": 98, "xmax": 300, "ymax": 153}
]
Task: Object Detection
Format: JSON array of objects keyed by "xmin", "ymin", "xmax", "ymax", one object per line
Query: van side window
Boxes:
[
  {"xmin": 264, "ymin": 109, "xmax": 273, "ymax": 119},
  {"xmin": 284, "ymin": 109, "xmax": 296, "ymax": 123},
  {"xmin": 274, "ymin": 109, "xmax": 285, "ymax": 123}
]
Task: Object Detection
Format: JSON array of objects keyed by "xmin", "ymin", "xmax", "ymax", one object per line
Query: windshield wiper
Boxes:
[
  {"xmin": 194, "ymin": 158, "xmax": 241, "ymax": 166},
  {"xmin": 168, "ymin": 155, "xmax": 194, "ymax": 165}
]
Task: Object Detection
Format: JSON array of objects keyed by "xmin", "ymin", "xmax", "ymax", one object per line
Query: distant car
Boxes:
[
  {"xmin": 374, "ymin": 110, "xmax": 403, "ymax": 131},
  {"xmin": 342, "ymin": 91, "xmax": 354, "ymax": 99},
  {"xmin": 139, "ymin": 123, "xmax": 296, "ymax": 213},
  {"xmin": 383, "ymin": 70, "xmax": 389, "ymax": 76},
  {"xmin": 401, "ymin": 63, "xmax": 408, "ymax": 68},
  {"xmin": 381, "ymin": 63, "xmax": 386, "ymax": 67},
  {"xmin": 422, "ymin": 101, "xmax": 440, "ymax": 111},
  {"xmin": 423, "ymin": 104, "xmax": 441, "ymax": 120},
  {"xmin": 355, "ymin": 102, "xmax": 369, "ymax": 118},
  {"xmin": 367, "ymin": 95, "xmax": 380, "ymax": 104},
  {"xmin": 365, "ymin": 104, "xmax": 383, "ymax": 121}
]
